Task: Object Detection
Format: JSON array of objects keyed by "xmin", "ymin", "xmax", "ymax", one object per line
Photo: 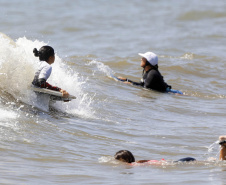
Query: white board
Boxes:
[{"xmin": 30, "ymin": 86, "xmax": 76, "ymax": 101}]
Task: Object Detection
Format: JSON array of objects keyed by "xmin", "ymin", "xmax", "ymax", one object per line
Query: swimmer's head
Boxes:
[
  {"xmin": 114, "ymin": 150, "xmax": 135, "ymax": 163},
  {"xmin": 33, "ymin": 46, "xmax": 55, "ymax": 62}
]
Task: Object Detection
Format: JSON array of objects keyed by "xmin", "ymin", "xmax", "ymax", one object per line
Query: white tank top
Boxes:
[
  {"xmin": 32, "ymin": 61, "xmax": 52, "ymax": 86},
  {"xmin": 36, "ymin": 61, "xmax": 52, "ymax": 80}
]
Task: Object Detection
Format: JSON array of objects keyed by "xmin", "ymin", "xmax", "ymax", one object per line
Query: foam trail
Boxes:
[
  {"xmin": 87, "ymin": 60, "xmax": 115, "ymax": 77},
  {"xmin": 0, "ymin": 33, "xmax": 94, "ymax": 118}
]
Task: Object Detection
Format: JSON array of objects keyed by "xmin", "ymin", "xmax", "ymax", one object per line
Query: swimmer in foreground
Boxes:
[
  {"xmin": 32, "ymin": 46, "xmax": 69, "ymax": 98},
  {"xmin": 118, "ymin": 52, "xmax": 180, "ymax": 93},
  {"xmin": 115, "ymin": 136, "xmax": 226, "ymax": 164},
  {"xmin": 114, "ymin": 150, "xmax": 195, "ymax": 164}
]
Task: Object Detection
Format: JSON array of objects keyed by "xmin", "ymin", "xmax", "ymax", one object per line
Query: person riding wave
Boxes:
[{"xmin": 32, "ymin": 46, "xmax": 69, "ymax": 98}]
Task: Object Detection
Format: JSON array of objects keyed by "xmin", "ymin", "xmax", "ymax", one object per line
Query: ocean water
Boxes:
[{"xmin": 0, "ymin": 0, "xmax": 226, "ymax": 184}]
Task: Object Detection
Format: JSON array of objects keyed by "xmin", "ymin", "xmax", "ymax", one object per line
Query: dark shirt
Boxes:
[{"xmin": 129, "ymin": 69, "xmax": 171, "ymax": 92}]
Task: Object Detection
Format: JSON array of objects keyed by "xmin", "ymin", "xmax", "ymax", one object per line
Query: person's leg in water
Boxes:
[{"xmin": 174, "ymin": 157, "xmax": 196, "ymax": 162}]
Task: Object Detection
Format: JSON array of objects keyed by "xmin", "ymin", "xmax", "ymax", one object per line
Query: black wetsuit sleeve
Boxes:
[{"xmin": 127, "ymin": 79, "xmax": 144, "ymax": 87}]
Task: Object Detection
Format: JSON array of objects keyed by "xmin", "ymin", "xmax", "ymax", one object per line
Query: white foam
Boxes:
[
  {"xmin": 0, "ymin": 108, "xmax": 17, "ymax": 122},
  {"xmin": 98, "ymin": 156, "xmax": 117, "ymax": 164}
]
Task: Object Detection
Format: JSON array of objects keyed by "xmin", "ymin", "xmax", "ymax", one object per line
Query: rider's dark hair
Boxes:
[{"xmin": 33, "ymin": 46, "xmax": 54, "ymax": 61}]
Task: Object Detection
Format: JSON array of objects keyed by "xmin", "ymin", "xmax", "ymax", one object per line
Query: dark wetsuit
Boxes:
[{"xmin": 128, "ymin": 68, "xmax": 171, "ymax": 92}]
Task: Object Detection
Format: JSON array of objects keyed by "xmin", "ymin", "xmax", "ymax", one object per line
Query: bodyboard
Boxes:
[
  {"xmin": 109, "ymin": 74, "xmax": 126, "ymax": 82},
  {"xmin": 30, "ymin": 86, "xmax": 76, "ymax": 101}
]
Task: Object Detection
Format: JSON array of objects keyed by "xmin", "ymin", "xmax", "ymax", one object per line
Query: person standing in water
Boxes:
[
  {"xmin": 118, "ymin": 52, "xmax": 172, "ymax": 93},
  {"xmin": 219, "ymin": 135, "xmax": 226, "ymax": 160},
  {"xmin": 32, "ymin": 46, "xmax": 69, "ymax": 97}
]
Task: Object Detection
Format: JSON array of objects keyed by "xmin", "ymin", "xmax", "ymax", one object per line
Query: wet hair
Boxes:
[
  {"xmin": 33, "ymin": 46, "xmax": 55, "ymax": 61},
  {"xmin": 142, "ymin": 60, "xmax": 158, "ymax": 76},
  {"xmin": 142, "ymin": 64, "xmax": 159, "ymax": 76},
  {"xmin": 146, "ymin": 62, "xmax": 158, "ymax": 70},
  {"xmin": 114, "ymin": 150, "xmax": 135, "ymax": 163}
]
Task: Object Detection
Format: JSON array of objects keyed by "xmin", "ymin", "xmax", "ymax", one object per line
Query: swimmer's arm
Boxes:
[
  {"xmin": 136, "ymin": 160, "xmax": 149, "ymax": 163},
  {"xmin": 117, "ymin": 77, "xmax": 144, "ymax": 86}
]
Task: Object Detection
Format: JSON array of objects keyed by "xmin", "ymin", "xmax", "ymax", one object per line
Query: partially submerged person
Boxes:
[
  {"xmin": 114, "ymin": 150, "xmax": 195, "ymax": 165},
  {"xmin": 114, "ymin": 136, "xmax": 226, "ymax": 164},
  {"xmin": 118, "ymin": 52, "xmax": 181, "ymax": 93},
  {"xmin": 32, "ymin": 46, "xmax": 69, "ymax": 98},
  {"xmin": 219, "ymin": 135, "xmax": 226, "ymax": 160}
]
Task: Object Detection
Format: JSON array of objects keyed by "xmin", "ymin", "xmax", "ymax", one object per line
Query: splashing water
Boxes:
[
  {"xmin": 87, "ymin": 60, "xmax": 115, "ymax": 77},
  {"xmin": 204, "ymin": 140, "xmax": 221, "ymax": 161},
  {"xmin": 0, "ymin": 32, "xmax": 95, "ymax": 118}
]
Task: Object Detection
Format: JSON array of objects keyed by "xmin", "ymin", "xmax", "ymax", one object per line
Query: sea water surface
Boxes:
[{"xmin": 0, "ymin": 0, "xmax": 226, "ymax": 184}]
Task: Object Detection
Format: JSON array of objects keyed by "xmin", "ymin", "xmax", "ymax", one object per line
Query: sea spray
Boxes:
[{"xmin": 87, "ymin": 60, "xmax": 115, "ymax": 77}]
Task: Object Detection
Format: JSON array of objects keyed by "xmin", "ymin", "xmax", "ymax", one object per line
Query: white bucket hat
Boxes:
[{"xmin": 138, "ymin": 52, "xmax": 158, "ymax": 66}]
